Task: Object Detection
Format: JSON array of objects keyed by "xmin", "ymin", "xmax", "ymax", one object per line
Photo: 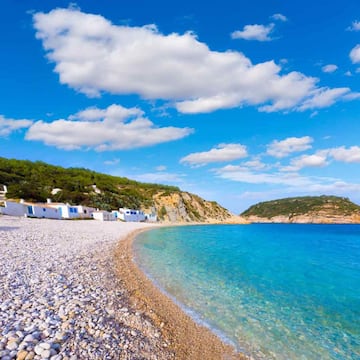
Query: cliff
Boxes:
[
  {"xmin": 149, "ymin": 191, "xmax": 247, "ymax": 223},
  {"xmin": 241, "ymin": 195, "xmax": 360, "ymax": 224}
]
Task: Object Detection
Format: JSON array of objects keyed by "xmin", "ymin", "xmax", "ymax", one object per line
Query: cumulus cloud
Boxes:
[
  {"xmin": 328, "ymin": 146, "xmax": 360, "ymax": 163},
  {"xmin": 33, "ymin": 8, "xmax": 353, "ymax": 114},
  {"xmin": 350, "ymin": 45, "xmax": 360, "ymax": 63},
  {"xmin": 271, "ymin": 13, "xmax": 288, "ymax": 22},
  {"xmin": 231, "ymin": 23, "xmax": 275, "ymax": 41},
  {"xmin": 347, "ymin": 20, "xmax": 360, "ymax": 31},
  {"xmin": 322, "ymin": 64, "xmax": 338, "ymax": 73},
  {"xmin": 180, "ymin": 143, "xmax": 248, "ymax": 166},
  {"xmin": 267, "ymin": 136, "xmax": 313, "ymax": 158},
  {"xmin": 281, "ymin": 153, "xmax": 328, "ymax": 172},
  {"xmin": 25, "ymin": 104, "xmax": 193, "ymax": 151},
  {"xmin": 242, "ymin": 159, "xmax": 268, "ymax": 170},
  {"xmin": 0, "ymin": 115, "xmax": 33, "ymax": 136}
]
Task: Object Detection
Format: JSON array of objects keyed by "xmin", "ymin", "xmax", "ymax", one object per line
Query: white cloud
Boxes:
[
  {"xmin": 242, "ymin": 159, "xmax": 267, "ymax": 170},
  {"xmin": 271, "ymin": 14, "xmax": 288, "ymax": 22},
  {"xmin": 350, "ymin": 44, "xmax": 360, "ymax": 63},
  {"xmin": 297, "ymin": 87, "xmax": 350, "ymax": 111},
  {"xmin": 0, "ymin": 115, "xmax": 33, "ymax": 136},
  {"xmin": 267, "ymin": 136, "xmax": 313, "ymax": 158},
  {"xmin": 322, "ymin": 64, "xmax": 338, "ymax": 73},
  {"xmin": 347, "ymin": 20, "xmax": 360, "ymax": 31},
  {"xmin": 345, "ymin": 71, "xmax": 352, "ymax": 77},
  {"xmin": 33, "ymin": 8, "xmax": 353, "ymax": 115},
  {"xmin": 215, "ymin": 164, "xmax": 360, "ymax": 200},
  {"xmin": 281, "ymin": 153, "xmax": 328, "ymax": 172},
  {"xmin": 328, "ymin": 146, "xmax": 360, "ymax": 163},
  {"xmin": 25, "ymin": 104, "xmax": 193, "ymax": 151},
  {"xmin": 215, "ymin": 165, "xmax": 313, "ymax": 186},
  {"xmin": 180, "ymin": 143, "xmax": 248, "ymax": 166},
  {"xmin": 231, "ymin": 23, "xmax": 275, "ymax": 41}
]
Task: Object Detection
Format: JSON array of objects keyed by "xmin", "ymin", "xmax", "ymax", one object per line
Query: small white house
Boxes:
[
  {"xmin": 47, "ymin": 202, "xmax": 80, "ymax": 219},
  {"xmin": 0, "ymin": 201, "xmax": 27, "ymax": 217},
  {"xmin": 92, "ymin": 210, "xmax": 116, "ymax": 221},
  {"xmin": 145, "ymin": 213, "xmax": 158, "ymax": 222},
  {"xmin": 26, "ymin": 203, "xmax": 61, "ymax": 219},
  {"xmin": 118, "ymin": 208, "xmax": 146, "ymax": 222},
  {"xmin": 74, "ymin": 205, "xmax": 96, "ymax": 219},
  {"xmin": 0, "ymin": 200, "xmax": 61, "ymax": 219}
]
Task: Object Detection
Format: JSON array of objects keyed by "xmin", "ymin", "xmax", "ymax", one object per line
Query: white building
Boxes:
[
  {"xmin": 118, "ymin": 208, "xmax": 146, "ymax": 222},
  {"xmin": 46, "ymin": 200, "xmax": 95, "ymax": 219},
  {"xmin": 0, "ymin": 201, "xmax": 27, "ymax": 217},
  {"xmin": 26, "ymin": 203, "xmax": 61, "ymax": 219},
  {"xmin": 0, "ymin": 200, "xmax": 61, "ymax": 219},
  {"xmin": 47, "ymin": 203, "xmax": 80, "ymax": 219},
  {"xmin": 92, "ymin": 210, "xmax": 116, "ymax": 221},
  {"xmin": 145, "ymin": 213, "xmax": 158, "ymax": 222},
  {"xmin": 74, "ymin": 205, "xmax": 96, "ymax": 219}
]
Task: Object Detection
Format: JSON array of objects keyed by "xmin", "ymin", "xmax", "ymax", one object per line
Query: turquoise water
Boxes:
[{"xmin": 134, "ymin": 224, "xmax": 360, "ymax": 359}]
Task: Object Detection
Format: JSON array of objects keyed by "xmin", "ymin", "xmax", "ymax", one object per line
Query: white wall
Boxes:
[
  {"xmin": 53, "ymin": 205, "xmax": 80, "ymax": 219},
  {"xmin": 93, "ymin": 211, "xmax": 116, "ymax": 221},
  {"xmin": 30, "ymin": 205, "xmax": 61, "ymax": 219},
  {"xmin": 119, "ymin": 208, "xmax": 146, "ymax": 222},
  {"xmin": 2, "ymin": 201, "xmax": 27, "ymax": 216},
  {"xmin": 75, "ymin": 205, "xmax": 96, "ymax": 218}
]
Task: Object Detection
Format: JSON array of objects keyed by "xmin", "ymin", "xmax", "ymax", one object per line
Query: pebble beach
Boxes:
[
  {"xmin": 0, "ymin": 216, "xmax": 173, "ymax": 360},
  {"xmin": 0, "ymin": 216, "xmax": 244, "ymax": 360}
]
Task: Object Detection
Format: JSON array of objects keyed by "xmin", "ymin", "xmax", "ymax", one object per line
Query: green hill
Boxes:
[
  {"xmin": 0, "ymin": 157, "xmax": 232, "ymax": 222},
  {"xmin": 241, "ymin": 195, "xmax": 360, "ymax": 219}
]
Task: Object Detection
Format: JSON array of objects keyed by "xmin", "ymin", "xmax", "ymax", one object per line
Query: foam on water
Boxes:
[{"xmin": 134, "ymin": 224, "xmax": 360, "ymax": 359}]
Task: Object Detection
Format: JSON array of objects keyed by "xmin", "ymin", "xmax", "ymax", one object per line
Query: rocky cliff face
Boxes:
[
  {"xmin": 245, "ymin": 213, "xmax": 360, "ymax": 224},
  {"xmin": 144, "ymin": 191, "xmax": 243, "ymax": 223}
]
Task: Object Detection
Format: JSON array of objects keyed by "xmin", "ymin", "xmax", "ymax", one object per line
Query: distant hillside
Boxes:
[
  {"xmin": 0, "ymin": 157, "xmax": 234, "ymax": 223},
  {"xmin": 241, "ymin": 195, "xmax": 360, "ymax": 224}
]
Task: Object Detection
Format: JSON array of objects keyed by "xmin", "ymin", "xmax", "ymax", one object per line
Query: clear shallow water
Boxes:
[{"xmin": 134, "ymin": 224, "xmax": 360, "ymax": 360}]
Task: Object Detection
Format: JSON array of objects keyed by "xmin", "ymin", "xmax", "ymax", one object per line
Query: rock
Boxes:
[
  {"xmin": 6, "ymin": 339, "xmax": 18, "ymax": 351},
  {"xmin": 34, "ymin": 345, "xmax": 43, "ymax": 355},
  {"xmin": 16, "ymin": 350, "xmax": 28, "ymax": 360},
  {"xmin": 25, "ymin": 351, "xmax": 35, "ymax": 360},
  {"xmin": 39, "ymin": 342, "xmax": 51, "ymax": 350},
  {"xmin": 41, "ymin": 349, "xmax": 51, "ymax": 359}
]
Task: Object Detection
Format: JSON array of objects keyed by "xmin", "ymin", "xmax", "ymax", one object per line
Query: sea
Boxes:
[{"xmin": 133, "ymin": 224, "xmax": 360, "ymax": 360}]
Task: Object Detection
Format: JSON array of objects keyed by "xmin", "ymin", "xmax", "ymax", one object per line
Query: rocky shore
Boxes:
[
  {"xmin": 0, "ymin": 216, "xmax": 245, "ymax": 360},
  {"xmin": 0, "ymin": 216, "xmax": 172, "ymax": 360}
]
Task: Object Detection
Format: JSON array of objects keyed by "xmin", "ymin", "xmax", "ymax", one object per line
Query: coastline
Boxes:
[{"xmin": 114, "ymin": 227, "xmax": 247, "ymax": 360}]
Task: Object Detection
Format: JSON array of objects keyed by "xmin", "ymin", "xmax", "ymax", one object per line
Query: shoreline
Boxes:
[{"xmin": 114, "ymin": 227, "xmax": 247, "ymax": 360}]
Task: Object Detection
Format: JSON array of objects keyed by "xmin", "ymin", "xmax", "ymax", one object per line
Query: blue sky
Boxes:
[{"xmin": 2, "ymin": 0, "xmax": 360, "ymax": 213}]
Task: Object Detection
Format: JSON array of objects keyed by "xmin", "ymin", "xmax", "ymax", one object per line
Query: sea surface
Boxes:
[{"xmin": 133, "ymin": 224, "xmax": 360, "ymax": 359}]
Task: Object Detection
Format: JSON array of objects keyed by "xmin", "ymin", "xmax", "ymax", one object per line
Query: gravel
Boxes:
[{"xmin": 0, "ymin": 216, "xmax": 173, "ymax": 360}]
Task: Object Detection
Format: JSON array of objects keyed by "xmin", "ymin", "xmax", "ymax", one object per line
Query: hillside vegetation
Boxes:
[
  {"xmin": 241, "ymin": 195, "xmax": 360, "ymax": 223},
  {"xmin": 0, "ymin": 157, "xmax": 232, "ymax": 222}
]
